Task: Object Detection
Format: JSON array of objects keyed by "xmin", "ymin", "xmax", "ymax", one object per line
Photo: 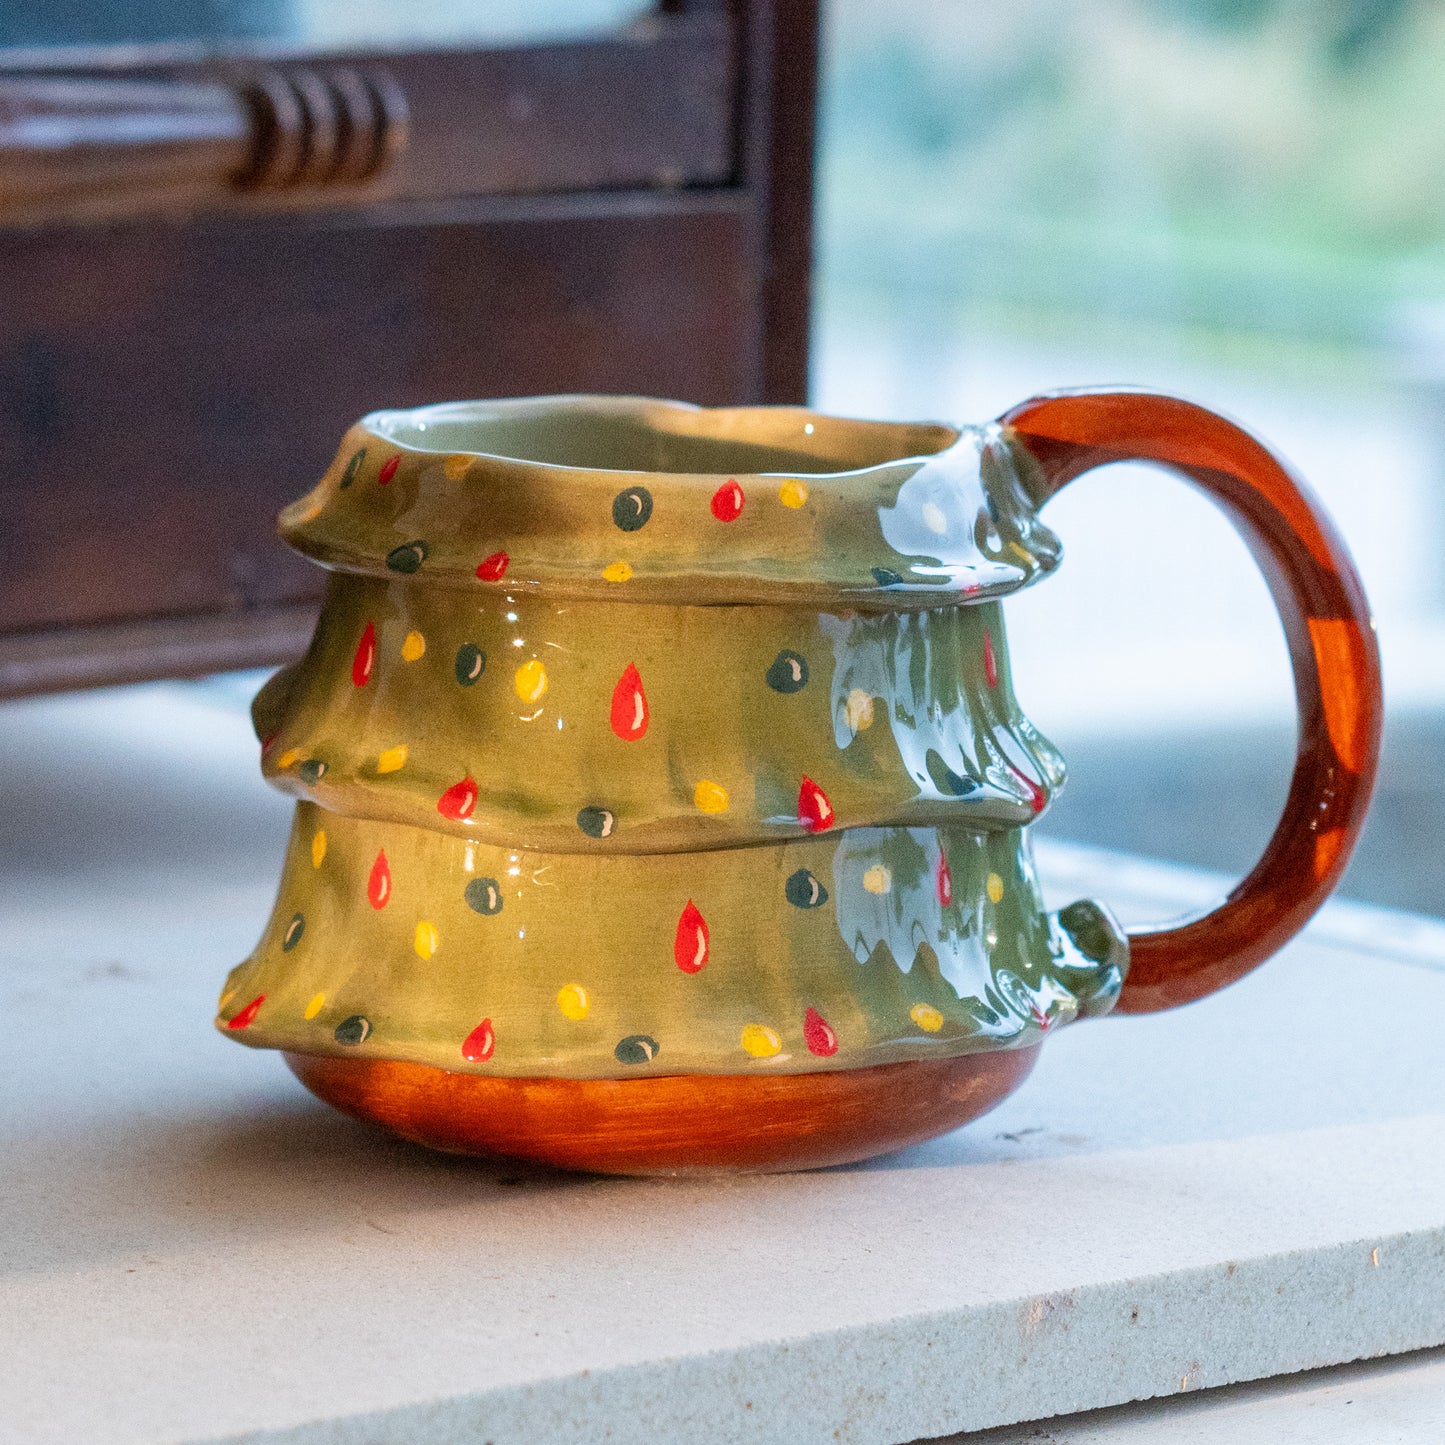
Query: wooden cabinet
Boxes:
[{"xmin": 0, "ymin": 0, "xmax": 816, "ymax": 695}]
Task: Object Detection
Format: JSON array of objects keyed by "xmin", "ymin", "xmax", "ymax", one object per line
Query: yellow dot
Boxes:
[
  {"xmin": 218, "ymin": 988, "xmax": 237, "ymax": 1011},
  {"xmin": 863, "ymin": 864, "xmax": 892, "ymax": 895},
  {"xmin": 377, "ymin": 744, "xmax": 409, "ymax": 774},
  {"xmin": 694, "ymin": 779, "xmax": 730, "ymax": 813},
  {"xmin": 304, "ymin": 992, "xmax": 326, "ymax": 1020},
  {"xmin": 275, "ymin": 747, "xmax": 302, "ymax": 769},
  {"xmin": 779, "ymin": 479, "xmax": 809, "ymax": 509},
  {"xmin": 1009, "ymin": 540, "xmax": 1033, "ymax": 563},
  {"xmin": 401, "ymin": 630, "xmax": 426, "ymax": 662},
  {"xmin": 987, "ymin": 872, "xmax": 1004, "ymax": 904},
  {"xmin": 844, "ymin": 688, "xmax": 875, "ymax": 731},
  {"xmin": 911, "ymin": 1003, "xmax": 944, "ymax": 1033},
  {"xmin": 514, "ymin": 658, "xmax": 548, "ymax": 703},
  {"xmin": 741, "ymin": 1024, "xmax": 782, "ymax": 1057},
  {"xmin": 311, "ymin": 830, "xmax": 327, "ymax": 868},
  {"xmin": 556, "ymin": 983, "xmax": 590, "ymax": 1020},
  {"xmin": 443, "ymin": 453, "xmax": 475, "ymax": 480},
  {"xmin": 602, "ymin": 560, "xmax": 634, "ymax": 583},
  {"xmin": 414, "ymin": 921, "xmax": 439, "ymax": 959}
]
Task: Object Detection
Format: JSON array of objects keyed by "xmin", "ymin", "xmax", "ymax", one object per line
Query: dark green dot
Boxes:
[
  {"xmin": 872, "ymin": 566, "xmax": 904, "ymax": 587},
  {"xmin": 282, "ymin": 913, "xmax": 306, "ymax": 951},
  {"xmin": 925, "ymin": 749, "xmax": 977, "ymax": 797},
  {"xmin": 785, "ymin": 869, "xmax": 828, "ymax": 909},
  {"xmin": 334, "ymin": 1015, "xmax": 371, "ymax": 1046},
  {"xmin": 614, "ymin": 1034, "xmax": 659, "ymax": 1065},
  {"xmin": 464, "ymin": 877, "xmax": 503, "ymax": 915},
  {"xmin": 298, "ymin": 758, "xmax": 327, "ymax": 785},
  {"xmin": 1059, "ymin": 900, "xmax": 1117, "ymax": 963},
  {"xmin": 577, "ymin": 806, "xmax": 616, "ymax": 839},
  {"xmin": 385, "ymin": 540, "xmax": 429, "ymax": 574},
  {"xmin": 612, "ymin": 486, "xmax": 653, "ymax": 532},
  {"xmin": 766, "ymin": 650, "xmax": 809, "ymax": 694},
  {"xmin": 454, "ymin": 643, "xmax": 487, "ymax": 686},
  {"xmin": 340, "ymin": 447, "xmax": 366, "ymax": 488}
]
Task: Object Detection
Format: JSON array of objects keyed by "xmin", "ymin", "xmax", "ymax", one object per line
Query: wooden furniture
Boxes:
[{"xmin": 0, "ymin": 1, "xmax": 817, "ymax": 696}]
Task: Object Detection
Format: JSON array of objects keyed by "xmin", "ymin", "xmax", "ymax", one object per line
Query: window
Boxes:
[{"xmin": 816, "ymin": 0, "xmax": 1442, "ymax": 915}]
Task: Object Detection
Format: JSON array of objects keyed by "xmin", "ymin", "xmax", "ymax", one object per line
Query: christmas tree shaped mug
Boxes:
[{"xmin": 220, "ymin": 389, "xmax": 1381, "ymax": 1174}]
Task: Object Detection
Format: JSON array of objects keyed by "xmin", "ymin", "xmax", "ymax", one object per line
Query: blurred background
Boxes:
[
  {"xmin": 813, "ymin": 0, "xmax": 1445, "ymax": 915},
  {"xmin": 3, "ymin": 0, "xmax": 1440, "ymax": 917},
  {"xmin": 0, "ymin": 0, "xmax": 645, "ymax": 50}
]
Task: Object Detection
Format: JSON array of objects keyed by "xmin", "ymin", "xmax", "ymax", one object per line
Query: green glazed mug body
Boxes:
[
  {"xmin": 213, "ymin": 388, "xmax": 1386, "ymax": 1170},
  {"xmin": 220, "ymin": 396, "xmax": 1126, "ymax": 1110}
]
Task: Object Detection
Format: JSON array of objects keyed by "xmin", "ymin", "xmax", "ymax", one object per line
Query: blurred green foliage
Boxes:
[
  {"xmin": 819, "ymin": 0, "xmax": 1445, "ymax": 352},
  {"xmin": 1147, "ymin": 0, "xmax": 1410, "ymax": 60}
]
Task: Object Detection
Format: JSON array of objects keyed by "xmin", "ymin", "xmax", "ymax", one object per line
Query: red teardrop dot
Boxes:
[
  {"xmin": 367, "ymin": 850, "xmax": 391, "ymax": 909},
  {"xmin": 352, "ymin": 621, "xmax": 376, "ymax": 687},
  {"xmin": 610, "ymin": 662, "xmax": 650, "ymax": 741},
  {"xmin": 260, "ymin": 730, "xmax": 280, "ymax": 758},
  {"xmin": 803, "ymin": 1007, "xmax": 838, "ymax": 1057},
  {"xmin": 674, "ymin": 899, "xmax": 710, "ymax": 973},
  {"xmin": 227, "ymin": 994, "xmax": 266, "ymax": 1031},
  {"xmin": 378, "ymin": 454, "xmax": 401, "ymax": 484},
  {"xmin": 476, "ymin": 551, "xmax": 509, "ymax": 582},
  {"xmin": 797, "ymin": 776, "xmax": 835, "ymax": 832},
  {"xmin": 437, "ymin": 776, "xmax": 478, "ymax": 821},
  {"xmin": 462, "ymin": 1017, "xmax": 495, "ymax": 1062},
  {"xmin": 711, "ymin": 478, "xmax": 745, "ymax": 522},
  {"xmin": 983, "ymin": 627, "xmax": 999, "ymax": 689},
  {"xmin": 936, "ymin": 852, "xmax": 954, "ymax": 907}
]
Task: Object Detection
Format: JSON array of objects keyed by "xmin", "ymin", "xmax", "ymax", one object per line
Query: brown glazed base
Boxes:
[{"xmin": 284, "ymin": 1046, "xmax": 1040, "ymax": 1175}]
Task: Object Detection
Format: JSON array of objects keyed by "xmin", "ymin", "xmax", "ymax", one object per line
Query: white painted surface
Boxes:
[
  {"xmin": 2, "ymin": 683, "xmax": 1444, "ymax": 1444},
  {"xmin": 955, "ymin": 1348, "xmax": 1445, "ymax": 1443}
]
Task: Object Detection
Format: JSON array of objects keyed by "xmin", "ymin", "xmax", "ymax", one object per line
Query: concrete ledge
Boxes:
[{"xmin": 3, "ymin": 684, "xmax": 1444, "ymax": 1444}]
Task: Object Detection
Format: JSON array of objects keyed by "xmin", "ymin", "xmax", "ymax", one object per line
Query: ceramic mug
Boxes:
[{"xmin": 219, "ymin": 389, "xmax": 1381, "ymax": 1174}]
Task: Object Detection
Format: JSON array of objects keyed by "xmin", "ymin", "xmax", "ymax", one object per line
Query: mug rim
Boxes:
[
  {"xmin": 280, "ymin": 393, "xmax": 1064, "ymax": 611},
  {"xmin": 361, "ymin": 394, "xmax": 962, "ymax": 480}
]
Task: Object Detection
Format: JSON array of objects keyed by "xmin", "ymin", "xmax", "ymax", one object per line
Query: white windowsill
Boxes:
[{"xmin": 2, "ymin": 683, "xmax": 1443, "ymax": 1444}]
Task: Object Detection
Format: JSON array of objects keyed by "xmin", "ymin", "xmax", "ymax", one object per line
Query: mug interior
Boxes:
[{"xmin": 367, "ymin": 397, "xmax": 960, "ymax": 476}]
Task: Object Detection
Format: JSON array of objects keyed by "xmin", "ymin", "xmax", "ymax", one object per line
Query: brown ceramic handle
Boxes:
[{"xmin": 999, "ymin": 388, "xmax": 1382, "ymax": 1013}]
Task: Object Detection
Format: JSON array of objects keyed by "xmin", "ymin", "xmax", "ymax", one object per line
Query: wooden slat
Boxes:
[
  {"xmin": 0, "ymin": 13, "xmax": 733, "ymax": 226},
  {"xmin": 377, "ymin": 16, "xmax": 733, "ymax": 200},
  {"xmin": 739, "ymin": 0, "xmax": 817, "ymax": 405},
  {"xmin": 0, "ymin": 76, "xmax": 252, "ymax": 211},
  {"xmin": 0, "ymin": 0, "xmax": 814, "ymax": 693},
  {"xmin": 0, "ymin": 604, "xmax": 318, "ymax": 699},
  {"xmin": 0, "ymin": 189, "xmax": 759, "ymax": 639}
]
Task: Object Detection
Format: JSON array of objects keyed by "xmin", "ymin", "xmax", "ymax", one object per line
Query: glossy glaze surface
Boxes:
[
  {"xmin": 222, "ymin": 397, "xmax": 1126, "ymax": 1085},
  {"xmin": 222, "ymin": 803, "xmax": 1121, "ymax": 1077},
  {"xmin": 252, "ymin": 581, "xmax": 1065, "ymax": 852},
  {"xmin": 278, "ymin": 397, "xmax": 1063, "ymax": 609},
  {"xmin": 221, "ymin": 391, "xmax": 1379, "ymax": 1166},
  {"xmin": 284, "ymin": 1046, "xmax": 1042, "ymax": 1174},
  {"xmin": 1003, "ymin": 391, "xmax": 1383, "ymax": 1013}
]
